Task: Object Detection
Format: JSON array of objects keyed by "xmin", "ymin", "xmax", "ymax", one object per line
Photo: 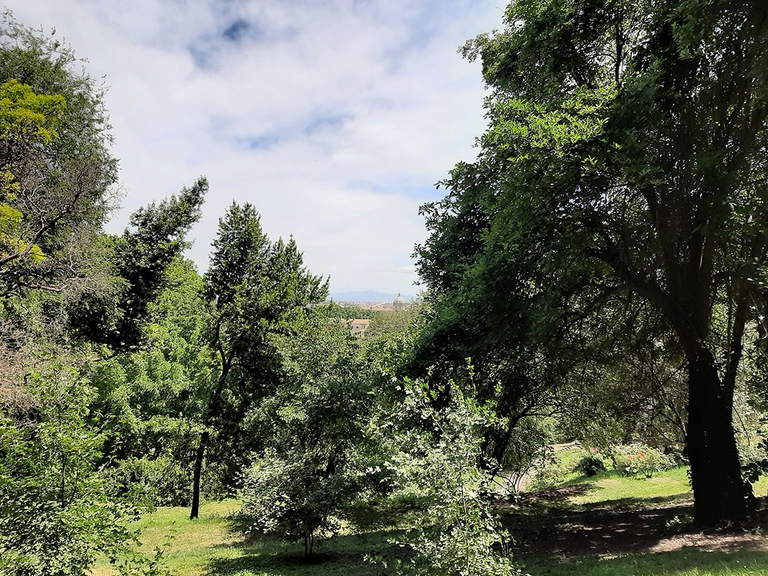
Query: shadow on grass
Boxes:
[
  {"xmin": 506, "ymin": 495, "xmax": 768, "ymax": 562},
  {"xmin": 202, "ymin": 527, "xmax": 404, "ymax": 576},
  {"xmin": 522, "ymin": 549, "xmax": 768, "ymax": 576},
  {"xmin": 505, "ymin": 500, "xmax": 695, "ymax": 557}
]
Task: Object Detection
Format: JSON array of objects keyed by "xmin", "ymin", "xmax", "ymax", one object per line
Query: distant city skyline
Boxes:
[
  {"xmin": 329, "ymin": 290, "xmax": 416, "ymax": 303},
  {"xmin": 8, "ymin": 0, "xmax": 504, "ymax": 294}
]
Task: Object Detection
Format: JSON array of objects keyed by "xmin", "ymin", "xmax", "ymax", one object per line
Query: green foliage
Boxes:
[
  {"xmin": 104, "ymin": 456, "xmax": 193, "ymax": 508},
  {"xmin": 0, "ymin": 78, "xmax": 63, "ymax": 265},
  {"xmin": 0, "ymin": 13, "xmax": 117, "ymax": 294},
  {"xmin": 611, "ymin": 444, "xmax": 675, "ymax": 478},
  {"xmin": 86, "ymin": 258, "xmax": 213, "ymax": 506},
  {"xmin": 239, "ymin": 313, "xmax": 374, "ymax": 555},
  {"xmin": 740, "ymin": 436, "xmax": 768, "ymax": 487},
  {"xmin": 322, "ymin": 301, "xmax": 379, "ymax": 320},
  {"xmin": 374, "ymin": 377, "xmax": 519, "ymax": 576},
  {"xmin": 417, "ymin": 0, "xmax": 768, "ymax": 523},
  {"xmin": 573, "ymin": 455, "xmax": 606, "ymax": 477},
  {"xmin": 499, "ymin": 417, "xmax": 556, "ymax": 496},
  {"xmin": 190, "ymin": 202, "xmax": 329, "ymax": 518},
  {"xmin": 0, "ymin": 364, "xmax": 144, "ymax": 575},
  {"xmin": 71, "ymin": 178, "xmax": 208, "ymax": 351},
  {"xmin": 240, "ymin": 450, "xmax": 348, "ymax": 556}
]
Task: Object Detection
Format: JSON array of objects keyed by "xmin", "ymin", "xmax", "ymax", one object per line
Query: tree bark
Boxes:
[
  {"xmin": 189, "ymin": 429, "xmax": 210, "ymax": 520},
  {"xmin": 686, "ymin": 346, "xmax": 748, "ymax": 524},
  {"xmin": 189, "ymin": 353, "xmax": 230, "ymax": 520}
]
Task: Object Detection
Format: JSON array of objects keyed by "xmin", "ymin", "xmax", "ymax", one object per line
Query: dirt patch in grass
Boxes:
[{"xmin": 503, "ymin": 488, "xmax": 768, "ymax": 561}]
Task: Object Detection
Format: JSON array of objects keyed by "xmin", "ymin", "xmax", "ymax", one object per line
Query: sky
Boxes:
[{"xmin": 9, "ymin": 0, "xmax": 505, "ymax": 295}]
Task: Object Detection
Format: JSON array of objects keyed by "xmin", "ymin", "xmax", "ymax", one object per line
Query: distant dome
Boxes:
[{"xmin": 393, "ymin": 292, "xmax": 406, "ymax": 310}]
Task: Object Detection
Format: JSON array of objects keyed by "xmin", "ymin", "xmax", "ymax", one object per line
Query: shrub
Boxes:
[
  {"xmin": 573, "ymin": 455, "xmax": 606, "ymax": 477},
  {"xmin": 0, "ymin": 366, "xmax": 149, "ymax": 575},
  {"xmin": 612, "ymin": 444, "xmax": 674, "ymax": 477},
  {"xmin": 238, "ymin": 450, "xmax": 357, "ymax": 556},
  {"xmin": 373, "ymin": 378, "xmax": 521, "ymax": 576},
  {"xmin": 104, "ymin": 457, "xmax": 191, "ymax": 507},
  {"xmin": 526, "ymin": 454, "xmax": 569, "ymax": 491},
  {"xmin": 740, "ymin": 437, "xmax": 768, "ymax": 488}
]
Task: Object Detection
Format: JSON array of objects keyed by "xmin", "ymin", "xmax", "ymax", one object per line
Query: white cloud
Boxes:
[{"xmin": 6, "ymin": 0, "xmax": 504, "ymax": 294}]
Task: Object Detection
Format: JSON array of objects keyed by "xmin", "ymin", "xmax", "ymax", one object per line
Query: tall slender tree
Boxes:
[{"xmin": 189, "ymin": 202, "xmax": 327, "ymax": 519}]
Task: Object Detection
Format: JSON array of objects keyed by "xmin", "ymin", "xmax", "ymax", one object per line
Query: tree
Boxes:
[
  {"xmin": 189, "ymin": 202, "xmax": 327, "ymax": 519},
  {"xmin": 239, "ymin": 312, "xmax": 374, "ymax": 556},
  {"xmin": 108, "ymin": 177, "xmax": 208, "ymax": 350},
  {"xmin": 0, "ymin": 14, "xmax": 118, "ymax": 295},
  {"xmin": 0, "ymin": 363, "xmax": 144, "ymax": 575},
  {"xmin": 417, "ymin": 0, "xmax": 768, "ymax": 524},
  {"xmin": 64, "ymin": 177, "xmax": 208, "ymax": 351},
  {"xmin": 86, "ymin": 258, "xmax": 214, "ymax": 507},
  {"xmin": 0, "ymin": 79, "xmax": 64, "ymax": 269}
]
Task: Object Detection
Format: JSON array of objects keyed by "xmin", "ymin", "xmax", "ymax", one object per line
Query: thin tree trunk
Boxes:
[
  {"xmin": 189, "ymin": 351, "xmax": 230, "ymax": 520},
  {"xmin": 686, "ymin": 346, "xmax": 748, "ymax": 524},
  {"xmin": 190, "ymin": 429, "xmax": 210, "ymax": 520}
]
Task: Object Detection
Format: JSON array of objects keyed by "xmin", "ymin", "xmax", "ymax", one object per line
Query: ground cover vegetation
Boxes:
[{"xmin": 3, "ymin": 1, "xmax": 768, "ymax": 575}]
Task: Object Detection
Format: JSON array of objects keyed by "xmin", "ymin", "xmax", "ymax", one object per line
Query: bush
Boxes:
[
  {"xmin": 526, "ymin": 454, "xmax": 569, "ymax": 491},
  {"xmin": 0, "ymin": 367, "xmax": 148, "ymax": 575},
  {"xmin": 573, "ymin": 455, "xmax": 606, "ymax": 477},
  {"xmin": 612, "ymin": 444, "xmax": 674, "ymax": 477},
  {"xmin": 740, "ymin": 437, "xmax": 768, "ymax": 488},
  {"xmin": 373, "ymin": 378, "xmax": 521, "ymax": 576},
  {"xmin": 238, "ymin": 450, "xmax": 357, "ymax": 556},
  {"xmin": 104, "ymin": 457, "xmax": 191, "ymax": 507}
]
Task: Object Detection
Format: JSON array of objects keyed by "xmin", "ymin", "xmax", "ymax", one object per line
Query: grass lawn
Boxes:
[
  {"xmin": 89, "ymin": 500, "xmax": 397, "ymax": 576},
  {"xmin": 91, "ymin": 460, "xmax": 768, "ymax": 575},
  {"xmin": 510, "ymin": 448, "xmax": 768, "ymax": 576},
  {"xmin": 520, "ymin": 550, "xmax": 768, "ymax": 576}
]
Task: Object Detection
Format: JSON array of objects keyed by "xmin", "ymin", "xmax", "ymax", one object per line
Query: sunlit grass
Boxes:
[
  {"xmin": 89, "ymin": 499, "xmax": 395, "ymax": 576},
  {"xmin": 89, "ymin": 455, "xmax": 768, "ymax": 575},
  {"xmin": 521, "ymin": 550, "xmax": 768, "ymax": 576},
  {"xmin": 569, "ymin": 466, "xmax": 693, "ymax": 506}
]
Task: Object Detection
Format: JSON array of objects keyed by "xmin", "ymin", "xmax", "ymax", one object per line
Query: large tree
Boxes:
[{"xmin": 417, "ymin": 0, "xmax": 768, "ymax": 523}]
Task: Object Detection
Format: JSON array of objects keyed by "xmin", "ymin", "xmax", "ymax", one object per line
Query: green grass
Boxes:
[
  {"xmin": 545, "ymin": 446, "xmax": 768, "ymax": 507},
  {"xmin": 90, "ymin": 500, "xmax": 398, "ymax": 576},
  {"xmin": 90, "ymin": 458, "xmax": 768, "ymax": 575},
  {"xmin": 520, "ymin": 550, "xmax": 768, "ymax": 576},
  {"xmin": 513, "ymin": 448, "xmax": 768, "ymax": 576},
  {"xmin": 568, "ymin": 466, "xmax": 693, "ymax": 506}
]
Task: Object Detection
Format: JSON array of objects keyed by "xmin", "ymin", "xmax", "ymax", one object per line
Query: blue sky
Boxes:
[{"xmin": 11, "ymin": 0, "xmax": 504, "ymax": 294}]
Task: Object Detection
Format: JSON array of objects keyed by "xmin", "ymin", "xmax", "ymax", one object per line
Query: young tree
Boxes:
[
  {"xmin": 189, "ymin": 202, "xmax": 327, "ymax": 519},
  {"xmin": 417, "ymin": 0, "xmax": 768, "ymax": 523},
  {"xmin": 239, "ymin": 312, "xmax": 375, "ymax": 556}
]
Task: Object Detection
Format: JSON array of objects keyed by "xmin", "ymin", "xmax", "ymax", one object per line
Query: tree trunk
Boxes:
[
  {"xmin": 189, "ymin": 359, "xmax": 229, "ymax": 520},
  {"xmin": 686, "ymin": 346, "xmax": 748, "ymax": 524},
  {"xmin": 189, "ymin": 429, "xmax": 210, "ymax": 520}
]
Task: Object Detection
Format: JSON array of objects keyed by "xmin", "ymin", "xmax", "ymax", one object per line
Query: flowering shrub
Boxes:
[{"xmin": 612, "ymin": 444, "xmax": 674, "ymax": 477}]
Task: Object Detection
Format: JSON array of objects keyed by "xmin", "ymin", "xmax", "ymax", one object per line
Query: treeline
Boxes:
[{"xmin": 3, "ymin": 2, "xmax": 768, "ymax": 575}]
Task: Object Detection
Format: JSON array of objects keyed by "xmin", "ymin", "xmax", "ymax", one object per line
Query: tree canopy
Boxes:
[
  {"xmin": 416, "ymin": 0, "xmax": 768, "ymax": 524},
  {"xmin": 0, "ymin": 13, "xmax": 117, "ymax": 295}
]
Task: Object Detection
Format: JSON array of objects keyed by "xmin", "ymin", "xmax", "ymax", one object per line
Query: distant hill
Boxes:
[{"xmin": 329, "ymin": 290, "xmax": 414, "ymax": 303}]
